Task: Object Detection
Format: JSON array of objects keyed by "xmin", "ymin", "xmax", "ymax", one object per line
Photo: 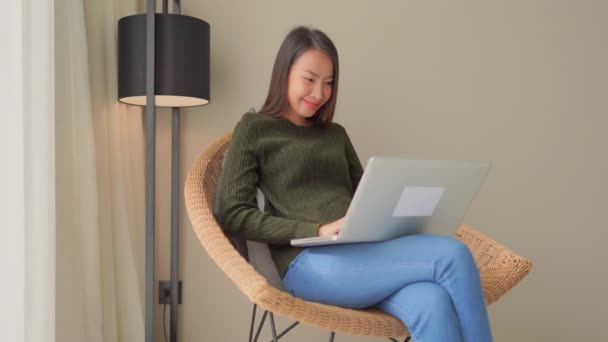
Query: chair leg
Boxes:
[
  {"xmin": 248, "ymin": 306, "xmax": 410, "ymax": 342},
  {"xmin": 249, "ymin": 306, "xmax": 301, "ymax": 342},
  {"xmin": 273, "ymin": 321, "xmax": 299, "ymax": 341},
  {"xmin": 269, "ymin": 312, "xmax": 278, "ymax": 342},
  {"xmin": 249, "ymin": 306, "xmax": 410, "ymax": 342},
  {"xmin": 248, "ymin": 307, "xmax": 415, "ymax": 342},
  {"xmin": 253, "ymin": 311, "xmax": 268, "ymax": 342},
  {"xmin": 249, "ymin": 304, "xmax": 257, "ymax": 342}
]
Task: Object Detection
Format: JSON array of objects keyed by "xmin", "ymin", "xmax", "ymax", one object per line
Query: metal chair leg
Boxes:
[
  {"xmin": 248, "ymin": 306, "xmax": 409, "ymax": 342},
  {"xmin": 253, "ymin": 311, "xmax": 268, "ymax": 342},
  {"xmin": 271, "ymin": 321, "xmax": 299, "ymax": 341},
  {"xmin": 269, "ymin": 312, "xmax": 278, "ymax": 342},
  {"xmin": 387, "ymin": 337, "xmax": 412, "ymax": 342},
  {"xmin": 249, "ymin": 304, "xmax": 257, "ymax": 342}
]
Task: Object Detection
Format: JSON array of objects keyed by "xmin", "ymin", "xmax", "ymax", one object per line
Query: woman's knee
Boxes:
[
  {"xmin": 427, "ymin": 236, "xmax": 478, "ymax": 275},
  {"xmin": 434, "ymin": 236, "xmax": 474, "ymax": 261}
]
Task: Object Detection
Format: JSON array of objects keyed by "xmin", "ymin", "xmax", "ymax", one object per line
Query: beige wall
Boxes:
[{"xmin": 151, "ymin": 1, "xmax": 608, "ymax": 341}]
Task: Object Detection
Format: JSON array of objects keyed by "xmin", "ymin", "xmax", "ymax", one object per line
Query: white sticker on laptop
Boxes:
[{"xmin": 392, "ymin": 186, "xmax": 445, "ymax": 217}]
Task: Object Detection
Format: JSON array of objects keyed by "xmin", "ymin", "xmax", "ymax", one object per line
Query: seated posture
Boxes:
[{"xmin": 218, "ymin": 26, "xmax": 493, "ymax": 342}]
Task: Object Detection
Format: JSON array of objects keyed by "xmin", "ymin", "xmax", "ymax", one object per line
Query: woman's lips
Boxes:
[{"xmin": 303, "ymin": 99, "xmax": 320, "ymax": 109}]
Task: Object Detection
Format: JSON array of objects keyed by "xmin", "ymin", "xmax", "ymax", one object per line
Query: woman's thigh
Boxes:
[{"xmin": 282, "ymin": 234, "xmax": 470, "ymax": 309}]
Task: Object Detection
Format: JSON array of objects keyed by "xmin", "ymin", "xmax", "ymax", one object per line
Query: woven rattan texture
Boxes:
[{"xmin": 184, "ymin": 132, "xmax": 533, "ymax": 338}]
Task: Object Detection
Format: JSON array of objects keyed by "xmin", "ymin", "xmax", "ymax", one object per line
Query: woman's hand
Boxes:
[{"xmin": 317, "ymin": 217, "xmax": 345, "ymax": 237}]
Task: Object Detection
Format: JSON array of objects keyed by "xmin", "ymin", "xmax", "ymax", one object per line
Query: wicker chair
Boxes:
[{"xmin": 184, "ymin": 132, "xmax": 533, "ymax": 341}]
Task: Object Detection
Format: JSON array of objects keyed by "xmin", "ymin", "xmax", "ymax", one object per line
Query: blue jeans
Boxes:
[{"xmin": 282, "ymin": 234, "xmax": 492, "ymax": 342}]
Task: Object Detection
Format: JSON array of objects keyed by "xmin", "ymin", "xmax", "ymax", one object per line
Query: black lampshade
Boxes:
[{"xmin": 118, "ymin": 13, "xmax": 210, "ymax": 107}]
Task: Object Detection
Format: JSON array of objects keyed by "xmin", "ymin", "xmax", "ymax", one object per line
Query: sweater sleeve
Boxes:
[
  {"xmin": 217, "ymin": 118, "xmax": 320, "ymax": 243},
  {"xmin": 344, "ymin": 128, "xmax": 364, "ymax": 192}
]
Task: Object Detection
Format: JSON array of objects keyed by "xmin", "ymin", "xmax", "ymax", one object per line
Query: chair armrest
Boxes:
[
  {"xmin": 478, "ymin": 256, "xmax": 533, "ymax": 305},
  {"xmin": 455, "ymin": 224, "xmax": 533, "ymax": 304}
]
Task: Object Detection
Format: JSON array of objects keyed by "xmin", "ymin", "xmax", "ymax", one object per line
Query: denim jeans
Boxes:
[{"xmin": 282, "ymin": 234, "xmax": 492, "ymax": 342}]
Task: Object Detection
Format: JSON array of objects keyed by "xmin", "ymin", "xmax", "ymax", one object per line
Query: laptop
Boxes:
[{"xmin": 291, "ymin": 156, "xmax": 491, "ymax": 247}]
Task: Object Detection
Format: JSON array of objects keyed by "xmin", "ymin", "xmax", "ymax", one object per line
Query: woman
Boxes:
[{"xmin": 218, "ymin": 26, "xmax": 492, "ymax": 342}]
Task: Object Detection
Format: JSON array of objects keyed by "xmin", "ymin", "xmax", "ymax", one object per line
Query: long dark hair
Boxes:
[{"xmin": 258, "ymin": 26, "xmax": 339, "ymax": 128}]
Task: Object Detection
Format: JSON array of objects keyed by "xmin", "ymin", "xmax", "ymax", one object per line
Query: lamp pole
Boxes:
[
  {"xmin": 169, "ymin": 2, "xmax": 182, "ymax": 342},
  {"xmin": 144, "ymin": 0, "xmax": 156, "ymax": 341}
]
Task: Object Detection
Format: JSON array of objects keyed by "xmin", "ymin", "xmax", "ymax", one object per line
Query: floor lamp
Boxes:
[{"xmin": 117, "ymin": 1, "xmax": 210, "ymax": 341}]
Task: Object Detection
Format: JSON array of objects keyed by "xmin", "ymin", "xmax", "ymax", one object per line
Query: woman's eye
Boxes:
[{"xmin": 304, "ymin": 77, "xmax": 313, "ymax": 82}]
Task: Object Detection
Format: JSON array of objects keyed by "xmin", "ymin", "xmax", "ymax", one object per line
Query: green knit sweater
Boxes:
[{"xmin": 218, "ymin": 112, "xmax": 364, "ymax": 277}]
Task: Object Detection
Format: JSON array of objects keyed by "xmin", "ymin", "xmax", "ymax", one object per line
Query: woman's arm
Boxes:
[
  {"xmin": 343, "ymin": 128, "xmax": 364, "ymax": 192},
  {"xmin": 218, "ymin": 118, "xmax": 320, "ymax": 243},
  {"xmin": 313, "ymin": 127, "xmax": 363, "ymax": 237}
]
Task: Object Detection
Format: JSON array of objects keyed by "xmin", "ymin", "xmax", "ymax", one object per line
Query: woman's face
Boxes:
[{"xmin": 284, "ymin": 48, "xmax": 334, "ymax": 126}]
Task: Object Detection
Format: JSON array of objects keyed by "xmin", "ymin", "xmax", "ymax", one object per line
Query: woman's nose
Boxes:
[{"xmin": 311, "ymin": 82, "xmax": 323, "ymax": 100}]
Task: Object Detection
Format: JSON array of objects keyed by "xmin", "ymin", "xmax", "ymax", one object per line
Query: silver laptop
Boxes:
[{"xmin": 291, "ymin": 156, "xmax": 491, "ymax": 247}]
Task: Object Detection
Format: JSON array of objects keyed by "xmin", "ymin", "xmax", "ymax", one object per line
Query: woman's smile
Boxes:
[{"xmin": 302, "ymin": 99, "xmax": 320, "ymax": 110}]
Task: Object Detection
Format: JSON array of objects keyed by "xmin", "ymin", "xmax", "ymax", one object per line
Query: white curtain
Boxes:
[
  {"xmin": 1, "ymin": 0, "xmax": 54, "ymax": 341},
  {"xmin": 56, "ymin": 0, "xmax": 145, "ymax": 341}
]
